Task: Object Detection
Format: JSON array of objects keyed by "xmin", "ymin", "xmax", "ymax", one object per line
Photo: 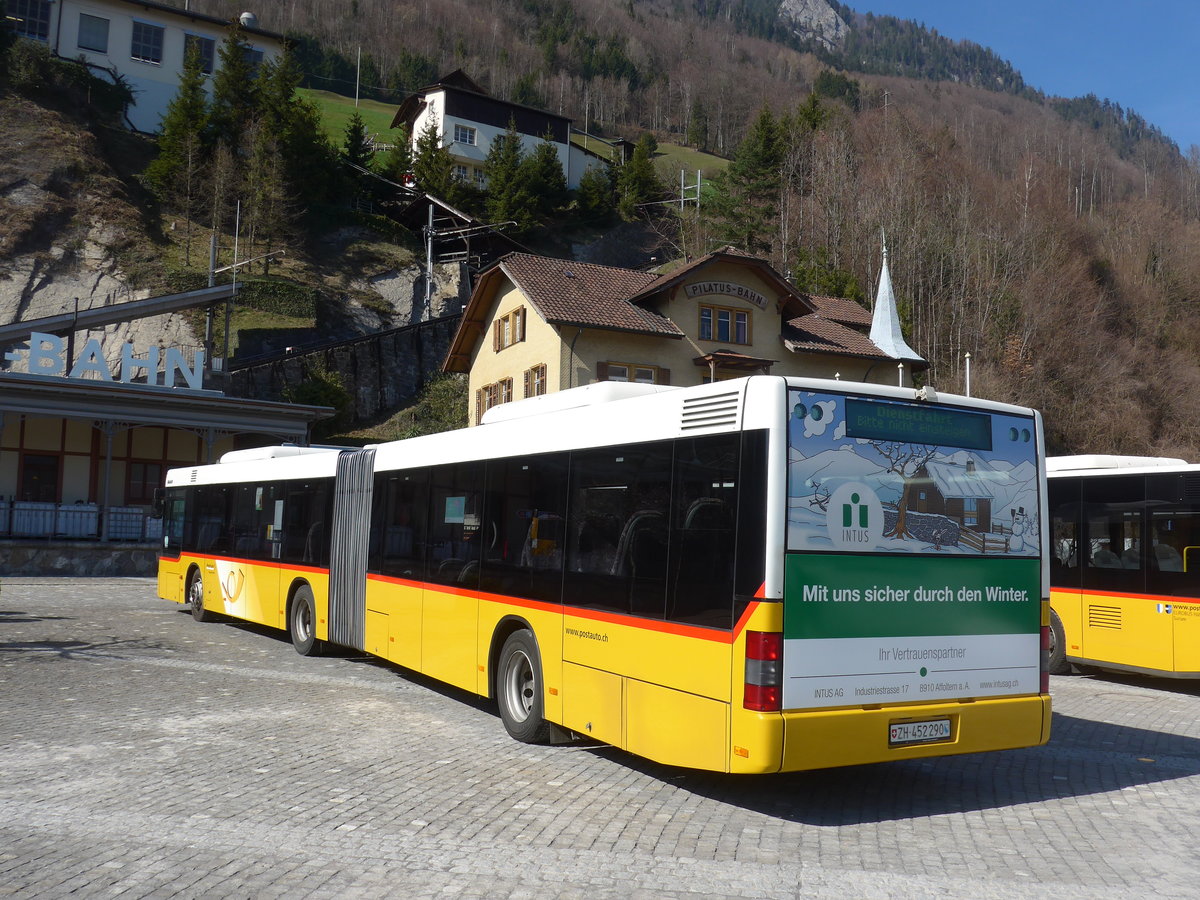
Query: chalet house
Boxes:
[
  {"xmin": 444, "ymin": 246, "xmax": 928, "ymax": 425},
  {"xmin": 8, "ymin": 0, "xmax": 283, "ymax": 133},
  {"xmin": 390, "ymin": 70, "xmax": 608, "ymax": 191},
  {"xmin": 913, "ymin": 459, "xmax": 994, "ymax": 533}
]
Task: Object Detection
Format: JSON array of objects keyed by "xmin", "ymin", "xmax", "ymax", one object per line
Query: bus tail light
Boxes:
[{"xmin": 744, "ymin": 630, "xmax": 782, "ymax": 712}]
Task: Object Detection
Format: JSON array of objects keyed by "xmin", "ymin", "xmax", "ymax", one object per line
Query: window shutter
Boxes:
[
  {"xmin": 596, "ymin": 362, "xmax": 608, "ymax": 382},
  {"xmin": 517, "ymin": 307, "xmax": 526, "ymax": 342},
  {"xmin": 658, "ymin": 368, "xmax": 671, "ymax": 385},
  {"xmin": 492, "ymin": 320, "xmax": 500, "ymax": 353},
  {"xmin": 475, "ymin": 388, "xmax": 483, "ymax": 424},
  {"xmin": 523, "ymin": 368, "xmax": 532, "ymax": 397}
]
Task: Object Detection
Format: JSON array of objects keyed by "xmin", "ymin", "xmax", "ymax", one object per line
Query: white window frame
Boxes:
[
  {"xmin": 130, "ymin": 20, "xmax": 165, "ymax": 65},
  {"xmin": 77, "ymin": 13, "xmax": 110, "ymax": 54},
  {"xmin": 12, "ymin": 0, "xmax": 51, "ymax": 41},
  {"xmin": 184, "ymin": 33, "xmax": 217, "ymax": 75},
  {"xmin": 454, "ymin": 124, "xmax": 478, "ymax": 146}
]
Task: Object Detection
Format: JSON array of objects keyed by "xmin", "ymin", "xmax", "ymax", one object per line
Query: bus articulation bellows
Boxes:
[{"xmin": 158, "ymin": 376, "xmax": 1052, "ymax": 773}]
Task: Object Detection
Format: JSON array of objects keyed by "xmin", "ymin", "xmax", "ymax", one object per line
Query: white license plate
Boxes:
[{"xmin": 889, "ymin": 718, "xmax": 951, "ymax": 746}]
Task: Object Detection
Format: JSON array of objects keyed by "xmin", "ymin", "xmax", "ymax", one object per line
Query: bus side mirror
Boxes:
[{"xmin": 151, "ymin": 488, "xmax": 165, "ymax": 519}]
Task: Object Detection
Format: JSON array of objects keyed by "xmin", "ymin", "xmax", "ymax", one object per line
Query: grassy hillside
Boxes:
[{"xmin": 298, "ymin": 88, "xmax": 403, "ymax": 146}]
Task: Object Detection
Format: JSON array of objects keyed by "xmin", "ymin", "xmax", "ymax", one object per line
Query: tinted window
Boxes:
[
  {"xmin": 565, "ymin": 440, "xmax": 672, "ymax": 617},
  {"xmin": 1049, "ymin": 477, "xmax": 1082, "ymax": 589},
  {"xmin": 191, "ymin": 484, "xmax": 231, "ymax": 553},
  {"xmin": 1146, "ymin": 473, "xmax": 1200, "ymax": 599},
  {"xmin": 1081, "ymin": 475, "xmax": 1144, "ymax": 593},
  {"xmin": 427, "ymin": 462, "xmax": 484, "ymax": 587},
  {"xmin": 667, "ymin": 435, "xmax": 738, "ymax": 627},
  {"xmin": 481, "ymin": 453, "xmax": 568, "ymax": 604},
  {"xmin": 279, "ymin": 479, "xmax": 333, "ymax": 566},
  {"xmin": 372, "ymin": 468, "xmax": 430, "ymax": 581}
]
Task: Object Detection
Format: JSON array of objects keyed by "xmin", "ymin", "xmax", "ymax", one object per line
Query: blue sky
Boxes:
[{"xmin": 856, "ymin": 1, "xmax": 1200, "ymax": 153}]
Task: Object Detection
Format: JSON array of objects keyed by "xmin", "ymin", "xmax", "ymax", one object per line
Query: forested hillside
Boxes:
[{"xmin": 27, "ymin": 0, "xmax": 1200, "ymax": 455}]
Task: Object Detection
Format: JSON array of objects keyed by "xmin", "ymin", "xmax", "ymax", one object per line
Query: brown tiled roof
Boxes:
[
  {"xmin": 500, "ymin": 253, "xmax": 681, "ymax": 337},
  {"xmin": 784, "ymin": 314, "xmax": 892, "ymax": 359},
  {"xmin": 804, "ymin": 294, "xmax": 872, "ymax": 328},
  {"xmin": 629, "ymin": 247, "xmax": 813, "ymax": 317}
]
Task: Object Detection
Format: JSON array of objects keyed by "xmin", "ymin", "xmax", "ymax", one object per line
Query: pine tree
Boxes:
[
  {"xmin": 379, "ymin": 124, "xmax": 413, "ymax": 187},
  {"xmin": 686, "ymin": 100, "xmax": 709, "ymax": 150},
  {"xmin": 411, "ymin": 115, "xmax": 456, "ymax": 199},
  {"xmin": 342, "ymin": 109, "xmax": 375, "ymax": 172},
  {"xmin": 521, "ymin": 129, "xmax": 567, "ymax": 220},
  {"xmin": 706, "ymin": 105, "xmax": 784, "ymax": 252},
  {"xmin": 616, "ymin": 133, "xmax": 664, "ymax": 220},
  {"xmin": 484, "ymin": 119, "xmax": 535, "ymax": 232},
  {"xmin": 145, "ymin": 41, "xmax": 208, "ymax": 264},
  {"xmin": 209, "ymin": 22, "xmax": 259, "ymax": 151},
  {"xmin": 576, "ymin": 163, "xmax": 615, "ymax": 222}
]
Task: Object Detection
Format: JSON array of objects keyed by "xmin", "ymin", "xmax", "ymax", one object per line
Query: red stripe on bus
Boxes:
[
  {"xmin": 368, "ymin": 572, "xmax": 759, "ymax": 644},
  {"xmin": 1051, "ymin": 587, "xmax": 1200, "ymax": 605},
  {"xmin": 188, "ymin": 554, "xmax": 328, "ymax": 577}
]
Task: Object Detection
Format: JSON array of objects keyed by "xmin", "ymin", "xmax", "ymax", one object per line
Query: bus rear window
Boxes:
[{"xmin": 787, "ymin": 390, "xmax": 1040, "ymax": 556}]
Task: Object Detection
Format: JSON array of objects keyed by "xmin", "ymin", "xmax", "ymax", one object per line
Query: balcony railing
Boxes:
[{"xmin": 0, "ymin": 501, "xmax": 162, "ymax": 542}]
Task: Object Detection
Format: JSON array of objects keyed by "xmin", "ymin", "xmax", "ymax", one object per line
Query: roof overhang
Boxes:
[{"xmin": 0, "ymin": 373, "xmax": 330, "ymax": 441}]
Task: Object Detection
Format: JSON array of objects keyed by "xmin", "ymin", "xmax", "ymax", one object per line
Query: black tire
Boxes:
[
  {"xmin": 188, "ymin": 568, "xmax": 214, "ymax": 622},
  {"xmin": 1047, "ymin": 608, "xmax": 1071, "ymax": 675},
  {"xmin": 289, "ymin": 585, "xmax": 323, "ymax": 657},
  {"xmin": 496, "ymin": 629, "xmax": 551, "ymax": 743}
]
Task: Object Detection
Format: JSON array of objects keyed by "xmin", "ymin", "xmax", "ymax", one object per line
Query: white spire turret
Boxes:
[{"xmin": 869, "ymin": 235, "xmax": 923, "ymax": 361}]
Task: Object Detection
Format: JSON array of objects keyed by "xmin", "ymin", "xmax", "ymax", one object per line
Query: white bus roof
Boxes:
[
  {"xmin": 167, "ymin": 376, "xmax": 1041, "ymax": 486},
  {"xmin": 1047, "ymin": 454, "xmax": 1190, "ymax": 474}
]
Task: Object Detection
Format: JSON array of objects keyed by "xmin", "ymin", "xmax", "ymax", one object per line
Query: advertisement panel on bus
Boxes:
[{"xmin": 783, "ymin": 389, "xmax": 1043, "ymax": 710}]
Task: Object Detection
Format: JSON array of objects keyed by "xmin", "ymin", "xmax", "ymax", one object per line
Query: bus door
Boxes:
[
  {"xmin": 216, "ymin": 483, "xmax": 283, "ymax": 628},
  {"xmin": 1148, "ymin": 474, "xmax": 1200, "ymax": 673},
  {"xmin": 1048, "ymin": 478, "xmax": 1084, "ymax": 655},
  {"xmin": 1080, "ymin": 476, "xmax": 1167, "ymax": 670}
]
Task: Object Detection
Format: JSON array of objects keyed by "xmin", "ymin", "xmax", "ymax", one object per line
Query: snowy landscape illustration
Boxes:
[{"xmin": 787, "ymin": 391, "xmax": 1040, "ymax": 556}]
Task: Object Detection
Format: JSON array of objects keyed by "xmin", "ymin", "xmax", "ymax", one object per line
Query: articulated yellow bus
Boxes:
[
  {"xmin": 1048, "ymin": 455, "xmax": 1200, "ymax": 678},
  {"xmin": 158, "ymin": 376, "xmax": 1051, "ymax": 773}
]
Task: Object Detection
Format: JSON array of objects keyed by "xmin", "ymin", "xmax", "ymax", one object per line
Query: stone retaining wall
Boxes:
[{"xmin": 1, "ymin": 542, "xmax": 159, "ymax": 577}]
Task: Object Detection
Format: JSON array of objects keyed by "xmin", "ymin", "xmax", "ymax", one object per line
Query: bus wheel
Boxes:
[
  {"xmin": 497, "ymin": 629, "xmax": 551, "ymax": 744},
  {"xmin": 289, "ymin": 585, "xmax": 323, "ymax": 657},
  {"xmin": 1048, "ymin": 609, "xmax": 1071, "ymax": 675},
  {"xmin": 188, "ymin": 569, "xmax": 213, "ymax": 623}
]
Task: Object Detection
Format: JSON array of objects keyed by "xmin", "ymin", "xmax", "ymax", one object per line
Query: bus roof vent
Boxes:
[
  {"xmin": 681, "ymin": 390, "xmax": 741, "ymax": 431},
  {"xmin": 189, "ymin": 469, "xmax": 198, "ymax": 482},
  {"xmin": 1185, "ymin": 476, "xmax": 1200, "ymax": 502}
]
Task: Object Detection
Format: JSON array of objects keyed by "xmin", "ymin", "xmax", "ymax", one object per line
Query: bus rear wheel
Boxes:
[
  {"xmin": 1048, "ymin": 608, "xmax": 1071, "ymax": 675},
  {"xmin": 289, "ymin": 585, "xmax": 323, "ymax": 657},
  {"xmin": 188, "ymin": 569, "xmax": 213, "ymax": 622},
  {"xmin": 497, "ymin": 629, "xmax": 551, "ymax": 744}
]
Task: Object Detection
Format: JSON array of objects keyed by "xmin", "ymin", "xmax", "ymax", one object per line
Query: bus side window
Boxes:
[
  {"xmin": 565, "ymin": 441, "xmax": 672, "ymax": 617},
  {"xmin": 667, "ymin": 434, "xmax": 738, "ymax": 629},
  {"xmin": 1048, "ymin": 479, "xmax": 1081, "ymax": 587},
  {"xmin": 1147, "ymin": 473, "xmax": 1200, "ymax": 597},
  {"xmin": 375, "ymin": 469, "xmax": 429, "ymax": 581},
  {"xmin": 1081, "ymin": 475, "xmax": 1145, "ymax": 592},
  {"xmin": 480, "ymin": 453, "xmax": 568, "ymax": 604},
  {"xmin": 427, "ymin": 462, "xmax": 483, "ymax": 588}
]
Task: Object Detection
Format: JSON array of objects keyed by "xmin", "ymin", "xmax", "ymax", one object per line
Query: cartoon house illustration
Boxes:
[{"xmin": 913, "ymin": 459, "xmax": 995, "ymax": 534}]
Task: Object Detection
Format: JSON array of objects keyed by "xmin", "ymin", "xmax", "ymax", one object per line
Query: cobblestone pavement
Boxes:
[{"xmin": 3, "ymin": 578, "xmax": 1200, "ymax": 899}]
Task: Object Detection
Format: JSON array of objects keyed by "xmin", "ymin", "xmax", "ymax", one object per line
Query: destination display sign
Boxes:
[{"xmin": 845, "ymin": 398, "xmax": 994, "ymax": 451}]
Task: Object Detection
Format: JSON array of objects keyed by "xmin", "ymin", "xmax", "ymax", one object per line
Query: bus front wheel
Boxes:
[
  {"xmin": 1048, "ymin": 608, "xmax": 1071, "ymax": 675},
  {"xmin": 188, "ymin": 569, "xmax": 213, "ymax": 623},
  {"xmin": 497, "ymin": 629, "xmax": 551, "ymax": 744},
  {"xmin": 289, "ymin": 585, "xmax": 323, "ymax": 657}
]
